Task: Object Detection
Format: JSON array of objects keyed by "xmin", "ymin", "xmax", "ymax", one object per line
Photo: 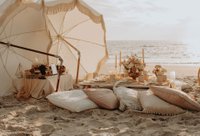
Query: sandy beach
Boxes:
[
  {"xmin": 0, "ymin": 74, "xmax": 200, "ymax": 136},
  {"xmin": 1, "ymin": 0, "xmax": 200, "ymax": 136}
]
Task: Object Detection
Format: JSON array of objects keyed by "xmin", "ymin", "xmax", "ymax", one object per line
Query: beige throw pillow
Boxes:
[
  {"xmin": 150, "ymin": 86, "xmax": 200, "ymax": 111},
  {"xmin": 46, "ymin": 90, "xmax": 98, "ymax": 112},
  {"xmin": 113, "ymin": 86, "xmax": 142, "ymax": 111},
  {"xmin": 138, "ymin": 90, "xmax": 185, "ymax": 115},
  {"xmin": 84, "ymin": 88, "xmax": 119, "ymax": 110}
]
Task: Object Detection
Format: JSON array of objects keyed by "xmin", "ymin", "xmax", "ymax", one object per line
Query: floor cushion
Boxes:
[
  {"xmin": 84, "ymin": 88, "xmax": 118, "ymax": 110},
  {"xmin": 46, "ymin": 89, "xmax": 98, "ymax": 112},
  {"xmin": 113, "ymin": 86, "xmax": 142, "ymax": 111},
  {"xmin": 138, "ymin": 90, "xmax": 185, "ymax": 115},
  {"xmin": 150, "ymin": 86, "xmax": 200, "ymax": 111}
]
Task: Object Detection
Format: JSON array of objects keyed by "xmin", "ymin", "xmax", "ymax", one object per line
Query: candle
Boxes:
[
  {"xmin": 169, "ymin": 71, "xmax": 176, "ymax": 88},
  {"xmin": 142, "ymin": 48, "xmax": 144, "ymax": 64},
  {"xmin": 119, "ymin": 50, "xmax": 122, "ymax": 67},
  {"xmin": 115, "ymin": 52, "xmax": 117, "ymax": 70},
  {"xmin": 198, "ymin": 68, "xmax": 200, "ymax": 86},
  {"xmin": 169, "ymin": 71, "xmax": 176, "ymax": 81},
  {"xmin": 119, "ymin": 51, "xmax": 122, "ymax": 73}
]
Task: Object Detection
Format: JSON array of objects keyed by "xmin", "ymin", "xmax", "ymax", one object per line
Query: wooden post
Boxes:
[
  {"xmin": 76, "ymin": 53, "xmax": 81, "ymax": 84},
  {"xmin": 115, "ymin": 52, "xmax": 117, "ymax": 71},
  {"xmin": 198, "ymin": 68, "xmax": 200, "ymax": 86},
  {"xmin": 119, "ymin": 50, "xmax": 122, "ymax": 73},
  {"xmin": 142, "ymin": 48, "xmax": 145, "ymax": 64}
]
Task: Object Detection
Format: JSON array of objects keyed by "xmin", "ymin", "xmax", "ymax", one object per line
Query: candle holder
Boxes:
[
  {"xmin": 169, "ymin": 71, "xmax": 176, "ymax": 80},
  {"xmin": 153, "ymin": 65, "xmax": 167, "ymax": 83}
]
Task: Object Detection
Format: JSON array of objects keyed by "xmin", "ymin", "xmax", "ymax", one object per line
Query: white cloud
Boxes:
[
  {"xmin": 84, "ymin": 0, "xmax": 200, "ymax": 48},
  {"xmin": 1, "ymin": 0, "xmax": 200, "ymax": 45}
]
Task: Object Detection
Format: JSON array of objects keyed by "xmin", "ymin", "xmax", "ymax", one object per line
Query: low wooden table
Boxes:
[
  {"xmin": 79, "ymin": 78, "xmax": 171, "ymax": 90},
  {"xmin": 79, "ymin": 81, "xmax": 149, "ymax": 89}
]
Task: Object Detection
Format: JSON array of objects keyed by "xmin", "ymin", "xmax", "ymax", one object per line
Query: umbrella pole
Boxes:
[
  {"xmin": 61, "ymin": 37, "xmax": 81, "ymax": 84},
  {"xmin": 0, "ymin": 41, "xmax": 63, "ymax": 92},
  {"xmin": 76, "ymin": 53, "xmax": 81, "ymax": 84},
  {"xmin": 55, "ymin": 58, "xmax": 63, "ymax": 92}
]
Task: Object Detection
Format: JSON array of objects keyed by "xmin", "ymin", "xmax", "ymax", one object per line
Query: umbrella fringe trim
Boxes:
[{"xmin": 44, "ymin": 0, "xmax": 105, "ymax": 28}]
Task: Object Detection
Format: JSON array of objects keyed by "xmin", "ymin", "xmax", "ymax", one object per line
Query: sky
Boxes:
[
  {"xmin": 1, "ymin": 0, "xmax": 200, "ymax": 47},
  {"xmin": 84, "ymin": 0, "xmax": 200, "ymax": 47}
]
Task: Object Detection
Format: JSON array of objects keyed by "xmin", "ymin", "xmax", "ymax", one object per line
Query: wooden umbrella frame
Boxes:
[
  {"xmin": 0, "ymin": 41, "xmax": 63, "ymax": 92},
  {"xmin": 60, "ymin": 36, "xmax": 80, "ymax": 85}
]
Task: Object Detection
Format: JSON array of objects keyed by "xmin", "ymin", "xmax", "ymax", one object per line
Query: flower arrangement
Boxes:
[
  {"xmin": 122, "ymin": 55, "xmax": 145, "ymax": 80},
  {"xmin": 27, "ymin": 64, "xmax": 66, "ymax": 79},
  {"xmin": 152, "ymin": 65, "xmax": 167, "ymax": 77}
]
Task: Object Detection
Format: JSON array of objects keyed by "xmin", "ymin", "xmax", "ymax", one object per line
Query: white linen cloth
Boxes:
[{"xmin": 13, "ymin": 74, "xmax": 73, "ymax": 99}]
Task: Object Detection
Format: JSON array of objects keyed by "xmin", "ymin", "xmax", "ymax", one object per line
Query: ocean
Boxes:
[{"xmin": 107, "ymin": 40, "xmax": 200, "ymax": 64}]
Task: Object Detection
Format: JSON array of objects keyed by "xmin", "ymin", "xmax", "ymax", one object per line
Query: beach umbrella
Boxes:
[
  {"xmin": 44, "ymin": 0, "xmax": 108, "ymax": 83},
  {"xmin": 0, "ymin": 0, "xmax": 108, "ymax": 96},
  {"xmin": 0, "ymin": 0, "xmax": 51, "ymax": 96},
  {"xmin": 0, "ymin": 0, "xmax": 16, "ymax": 17}
]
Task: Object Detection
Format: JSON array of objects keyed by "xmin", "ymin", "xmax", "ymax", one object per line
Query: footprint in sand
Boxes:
[
  {"xmin": 135, "ymin": 118, "xmax": 161, "ymax": 128},
  {"xmin": 107, "ymin": 116, "xmax": 118, "ymax": 121},
  {"xmin": 36, "ymin": 124, "xmax": 55, "ymax": 135},
  {"xmin": 90, "ymin": 127, "xmax": 120, "ymax": 135},
  {"xmin": 87, "ymin": 119, "xmax": 106, "ymax": 127},
  {"xmin": 6, "ymin": 132, "xmax": 31, "ymax": 136},
  {"xmin": 24, "ymin": 105, "xmax": 39, "ymax": 115},
  {"xmin": 3, "ymin": 125, "xmax": 32, "ymax": 136},
  {"xmin": 135, "ymin": 117, "xmax": 146, "ymax": 126},
  {"xmin": 5, "ymin": 125, "xmax": 26, "ymax": 132},
  {"xmin": 152, "ymin": 130, "xmax": 174, "ymax": 136}
]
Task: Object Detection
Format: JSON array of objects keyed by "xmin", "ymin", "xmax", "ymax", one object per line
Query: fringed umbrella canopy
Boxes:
[
  {"xmin": 0, "ymin": 0, "xmax": 50, "ymax": 96},
  {"xmin": 0, "ymin": 0, "xmax": 108, "ymax": 96},
  {"xmin": 44, "ymin": 0, "xmax": 108, "ymax": 83}
]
